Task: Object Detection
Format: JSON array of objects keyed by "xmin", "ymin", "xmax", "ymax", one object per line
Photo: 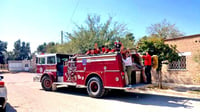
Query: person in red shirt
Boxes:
[
  {"xmin": 97, "ymin": 47, "xmax": 101, "ymax": 54},
  {"xmin": 94, "ymin": 48, "xmax": 98, "ymax": 54},
  {"xmin": 85, "ymin": 49, "xmax": 91, "ymax": 55},
  {"xmin": 94, "ymin": 43, "xmax": 100, "ymax": 54},
  {"xmin": 105, "ymin": 46, "xmax": 110, "ymax": 53},
  {"xmin": 101, "ymin": 45, "xmax": 106, "ymax": 54},
  {"xmin": 142, "ymin": 51, "xmax": 152, "ymax": 84},
  {"xmin": 109, "ymin": 48, "xmax": 116, "ymax": 53}
]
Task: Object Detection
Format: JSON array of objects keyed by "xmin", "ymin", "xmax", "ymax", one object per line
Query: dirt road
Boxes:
[{"xmin": 2, "ymin": 72, "xmax": 200, "ymax": 112}]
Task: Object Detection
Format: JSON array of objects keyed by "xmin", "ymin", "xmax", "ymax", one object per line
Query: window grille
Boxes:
[{"xmin": 168, "ymin": 56, "xmax": 186, "ymax": 70}]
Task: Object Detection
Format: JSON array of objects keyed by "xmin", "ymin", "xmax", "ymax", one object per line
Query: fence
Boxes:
[{"xmin": 0, "ymin": 64, "xmax": 8, "ymax": 70}]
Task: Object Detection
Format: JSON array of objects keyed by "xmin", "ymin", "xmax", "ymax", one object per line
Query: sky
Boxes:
[{"xmin": 0, "ymin": 0, "xmax": 200, "ymax": 52}]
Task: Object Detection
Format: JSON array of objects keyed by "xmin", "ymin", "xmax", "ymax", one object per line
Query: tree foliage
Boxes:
[
  {"xmin": 60, "ymin": 15, "xmax": 134, "ymax": 54},
  {"xmin": 37, "ymin": 42, "xmax": 57, "ymax": 53},
  {"xmin": 138, "ymin": 36, "xmax": 179, "ymax": 71},
  {"xmin": 147, "ymin": 19, "xmax": 184, "ymax": 39},
  {"xmin": 8, "ymin": 39, "xmax": 31, "ymax": 60},
  {"xmin": 37, "ymin": 43, "xmax": 47, "ymax": 53},
  {"xmin": 120, "ymin": 33, "xmax": 135, "ymax": 49},
  {"xmin": 0, "ymin": 40, "xmax": 7, "ymax": 64},
  {"xmin": 138, "ymin": 36, "xmax": 180, "ymax": 88},
  {"xmin": 37, "ymin": 15, "xmax": 135, "ymax": 54}
]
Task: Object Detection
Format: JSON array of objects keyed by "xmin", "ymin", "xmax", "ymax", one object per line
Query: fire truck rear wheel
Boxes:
[
  {"xmin": 87, "ymin": 77, "xmax": 105, "ymax": 98},
  {"xmin": 41, "ymin": 76, "xmax": 52, "ymax": 91}
]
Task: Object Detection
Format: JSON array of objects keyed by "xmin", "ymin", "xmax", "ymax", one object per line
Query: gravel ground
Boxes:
[{"xmin": 1, "ymin": 72, "xmax": 200, "ymax": 112}]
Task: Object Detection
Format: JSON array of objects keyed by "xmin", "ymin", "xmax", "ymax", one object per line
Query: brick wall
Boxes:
[{"xmin": 162, "ymin": 34, "xmax": 200, "ymax": 84}]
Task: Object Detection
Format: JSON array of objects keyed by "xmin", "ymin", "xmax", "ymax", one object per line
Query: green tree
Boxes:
[
  {"xmin": 63, "ymin": 15, "xmax": 131, "ymax": 54},
  {"xmin": 13, "ymin": 40, "xmax": 21, "ymax": 60},
  {"xmin": 37, "ymin": 43, "xmax": 47, "ymax": 53},
  {"xmin": 12, "ymin": 39, "xmax": 31, "ymax": 60},
  {"xmin": 7, "ymin": 51, "xmax": 15, "ymax": 60},
  {"xmin": 46, "ymin": 42, "xmax": 57, "ymax": 53},
  {"xmin": 37, "ymin": 15, "xmax": 135, "ymax": 54},
  {"xmin": 0, "ymin": 40, "xmax": 7, "ymax": 64},
  {"xmin": 138, "ymin": 36, "xmax": 179, "ymax": 88},
  {"xmin": 147, "ymin": 19, "xmax": 184, "ymax": 39},
  {"xmin": 37, "ymin": 42, "xmax": 57, "ymax": 53},
  {"xmin": 20, "ymin": 42, "xmax": 31, "ymax": 60},
  {"xmin": 120, "ymin": 33, "xmax": 135, "ymax": 49}
]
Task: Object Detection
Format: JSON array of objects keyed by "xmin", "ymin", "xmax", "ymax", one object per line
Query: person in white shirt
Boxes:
[{"xmin": 122, "ymin": 51, "xmax": 133, "ymax": 86}]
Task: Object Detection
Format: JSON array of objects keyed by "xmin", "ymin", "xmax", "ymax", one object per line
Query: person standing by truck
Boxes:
[
  {"xmin": 122, "ymin": 51, "xmax": 133, "ymax": 86},
  {"xmin": 142, "ymin": 51, "xmax": 152, "ymax": 84}
]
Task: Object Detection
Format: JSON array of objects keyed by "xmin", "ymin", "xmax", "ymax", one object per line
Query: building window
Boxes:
[
  {"xmin": 168, "ymin": 56, "xmax": 186, "ymax": 70},
  {"xmin": 25, "ymin": 64, "xmax": 29, "ymax": 67}
]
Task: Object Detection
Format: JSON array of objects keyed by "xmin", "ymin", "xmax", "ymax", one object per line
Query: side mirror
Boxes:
[{"xmin": 0, "ymin": 76, "xmax": 4, "ymax": 80}]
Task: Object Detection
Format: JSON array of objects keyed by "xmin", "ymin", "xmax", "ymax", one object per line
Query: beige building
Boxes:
[{"xmin": 162, "ymin": 34, "xmax": 200, "ymax": 84}]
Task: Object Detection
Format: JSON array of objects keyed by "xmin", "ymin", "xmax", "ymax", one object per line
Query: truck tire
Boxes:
[
  {"xmin": 41, "ymin": 76, "xmax": 52, "ymax": 91},
  {"xmin": 87, "ymin": 77, "xmax": 105, "ymax": 98}
]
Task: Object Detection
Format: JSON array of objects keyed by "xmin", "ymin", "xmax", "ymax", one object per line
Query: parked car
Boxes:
[{"xmin": 0, "ymin": 76, "xmax": 7, "ymax": 112}]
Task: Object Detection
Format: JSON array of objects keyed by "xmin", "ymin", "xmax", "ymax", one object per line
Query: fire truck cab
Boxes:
[{"xmin": 37, "ymin": 53, "xmax": 148, "ymax": 98}]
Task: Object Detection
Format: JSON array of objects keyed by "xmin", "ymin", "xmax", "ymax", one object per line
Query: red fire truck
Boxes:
[{"xmin": 36, "ymin": 53, "xmax": 148, "ymax": 97}]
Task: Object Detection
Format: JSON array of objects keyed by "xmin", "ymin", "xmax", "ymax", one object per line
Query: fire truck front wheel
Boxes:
[
  {"xmin": 41, "ymin": 76, "xmax": 52, "ymax": 91},
  {"xmin": 87, "ymin": 77, "xmax": 105, "ymax": 98}
]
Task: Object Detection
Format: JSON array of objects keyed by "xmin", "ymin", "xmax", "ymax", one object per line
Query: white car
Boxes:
[{"xmin": 0, "ymin": 76, "xmax": 7, "ymax": 112}]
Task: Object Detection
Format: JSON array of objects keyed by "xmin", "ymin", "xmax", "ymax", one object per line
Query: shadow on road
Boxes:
[
  {"xmin": 56, "ymin": 87, "xmax": 88, "ymax": 97},
  {"xmin": 6, "ymin": 103, "xmax": 17, "ymax": 112},
  {"xmin": 55, "ymin": 87, "xmax": 200, "ymax": 109},
  {"xmin": 105, "ymin": 90, "xmax": 200, "ymax": 109}
]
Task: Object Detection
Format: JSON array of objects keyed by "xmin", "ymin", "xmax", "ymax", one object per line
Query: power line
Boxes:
[
  {"xmin": 61, "ymin": 0, "xmax": 80, "ymax": 44},
  {"xmin": 70, "ymin": 0, "xmax": 80, "ymax": 22}
]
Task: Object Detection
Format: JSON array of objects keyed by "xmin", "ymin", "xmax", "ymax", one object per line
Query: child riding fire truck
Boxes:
[{"xmin": 36, "ymin": 52, "xmax": 148, "ymax": 98}]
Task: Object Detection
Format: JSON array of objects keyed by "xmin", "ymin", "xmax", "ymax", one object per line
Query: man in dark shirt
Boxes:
[{"xmin": 142, "ymin": 51, "xmax": 152, "ymax": 84}]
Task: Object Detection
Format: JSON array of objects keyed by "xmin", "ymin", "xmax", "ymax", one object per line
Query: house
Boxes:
[{"xmin": 162, "ymin": 34, "xmax": 200, "ymax": 84}]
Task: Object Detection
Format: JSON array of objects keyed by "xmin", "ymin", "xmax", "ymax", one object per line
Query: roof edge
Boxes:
[{"xmin": 164, "ymin": 34, "xmax": 200, "ymax": 41}]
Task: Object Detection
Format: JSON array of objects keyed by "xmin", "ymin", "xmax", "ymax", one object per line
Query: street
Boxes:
[{"xmin": 2, "ymin": 72, "xmax": 200, "ymax": 112}]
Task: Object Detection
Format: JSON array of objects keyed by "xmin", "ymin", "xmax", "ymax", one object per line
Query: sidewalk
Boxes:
[{"xmin": 129, "ymin": 82, "xmax": 200, "ymax": 99}]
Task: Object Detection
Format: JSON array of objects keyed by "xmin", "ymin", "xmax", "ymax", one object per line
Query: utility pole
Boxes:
[{"xmin": 61, "ymin": 30, "xmax": 64, "ymax": 44}]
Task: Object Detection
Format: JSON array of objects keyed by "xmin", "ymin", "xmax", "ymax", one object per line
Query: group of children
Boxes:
[
  {"xmin": 84, "ymin": 41, "xmax": 152, "ymax": 86},
  {"xmin": 85, "ymin": 45, "xmax": 116, "ymax": 55},
  {"xmin": 85, "ymin": 41, "xmax": 122, "ymax": 55}
]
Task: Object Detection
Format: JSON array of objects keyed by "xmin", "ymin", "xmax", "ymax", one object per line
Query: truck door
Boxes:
[{"xmin": 37, "ymin": 57, "xmax": 46, "ymax": 74}]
